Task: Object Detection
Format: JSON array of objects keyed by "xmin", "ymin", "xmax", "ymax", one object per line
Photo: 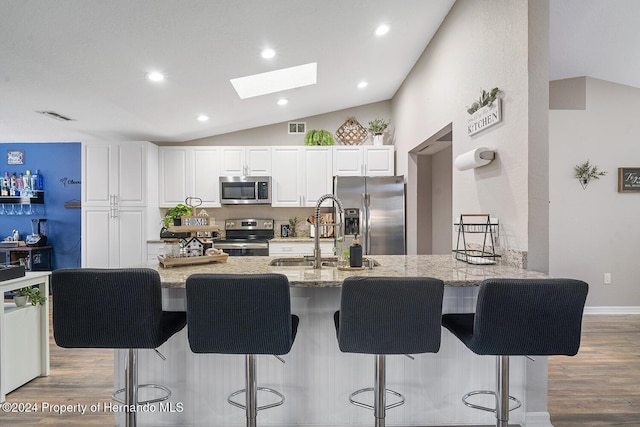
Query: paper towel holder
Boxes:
[{"xmin": 455, "ymin": 147, "xmax": 496, "ymax": 171}]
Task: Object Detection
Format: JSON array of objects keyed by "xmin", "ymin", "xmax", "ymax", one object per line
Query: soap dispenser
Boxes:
[{"xmin": 349, "ymin": 235, "xmax": 363, "ymax": 268}]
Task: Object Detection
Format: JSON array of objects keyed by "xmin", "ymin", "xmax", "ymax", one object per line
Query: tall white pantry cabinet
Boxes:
[{"xmin": 82, "ymin": 142, "xmax": 158, "ymax": 268}]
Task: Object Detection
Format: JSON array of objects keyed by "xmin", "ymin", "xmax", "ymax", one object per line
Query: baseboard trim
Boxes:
[
  {"xmin": 584, "ymin": 306, "xmax": 640, "ymax": 315},
  {"xmin": 524, "ymin": 411, "xmax": 553, "ymax": 427}
]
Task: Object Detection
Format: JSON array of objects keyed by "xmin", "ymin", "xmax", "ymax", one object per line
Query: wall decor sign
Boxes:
[
  {"xmin": 7, "ymin": 149, "xmax": 25, "ymax": 165},
  {"xmin": 467, "ymin": 98, "xmax": 502, "ymax": 136},
  {"xmin": 181, "ymin": 216, "xmax": 211, "ymax": 226},
  {"xmin": 618, "ymin": 168, "xmax": 640, "ymax": 192}
]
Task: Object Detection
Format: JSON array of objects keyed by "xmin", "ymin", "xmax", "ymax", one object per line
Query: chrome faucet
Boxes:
[{"xmin": 314, "ymin": 194, "xmax": 344, "ymax": 269}]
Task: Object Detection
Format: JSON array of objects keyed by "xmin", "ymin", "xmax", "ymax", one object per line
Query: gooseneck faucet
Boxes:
[{"xmin": 314, "ymin": 194, "xmax": 344, "ymax": 269}]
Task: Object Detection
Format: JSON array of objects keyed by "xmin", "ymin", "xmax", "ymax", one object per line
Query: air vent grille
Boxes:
[
  {"xmin": 36, "ymin": 111, "xmax": 75, "ymax": 121},
  {"xmin": 288, "ymin": 122, "xmax": 306, "ymax": 134}
]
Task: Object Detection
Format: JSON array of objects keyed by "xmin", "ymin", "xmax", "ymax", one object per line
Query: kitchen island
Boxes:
[{"xmin": 115, "ymin": 255, "xmax": 553, "ymax": 426}]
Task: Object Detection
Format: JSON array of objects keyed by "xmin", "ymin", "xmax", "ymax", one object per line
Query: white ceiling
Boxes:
[{"xmin": 1, "ymin": 0, "xmax": 637, "ymax": 143}]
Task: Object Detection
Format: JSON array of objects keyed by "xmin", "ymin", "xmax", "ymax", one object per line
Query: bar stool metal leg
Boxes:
[
  {"xmin": 246, "ymin": 354, "xmax": 257, "ymax": 427},
  {"xmin": 497, "ymin": 355, "xmax": 509, "ymax": 427},
  {"xmin": 374, "ymin": 354, "xmax": 386, "ymax": 427},
  {"xmin": 125, "ymin": 349, "xmax": 138, "ymax": 427}
]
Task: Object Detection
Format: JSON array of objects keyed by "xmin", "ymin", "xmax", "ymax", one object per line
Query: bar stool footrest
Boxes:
[
  {"xmin": 349, "ymin": 387, "xmax": 405, "ymax": 411},
  {"xmin": 462, "ymin": 390, "xmax": 522, "ymax": 413},
  {"xmin": 112, "ymin": 383, "xmax": 171, "ymax": 405},
  {"xmin": 227, "ymin": 387, "xmax": 285, "ymax": 411}
]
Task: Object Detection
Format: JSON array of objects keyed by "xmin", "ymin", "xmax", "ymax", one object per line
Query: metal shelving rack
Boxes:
[{"xmin": 453, "ymin": 213, "xmax": 500, "ymax": 265}]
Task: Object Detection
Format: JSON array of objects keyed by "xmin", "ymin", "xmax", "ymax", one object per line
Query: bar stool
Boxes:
[
  {"xmin": 334, "ymin": 276, "xmax": 444, "ymax": 427},
  {"xmin": 185, "ymin": 273, "xmax": 298, "ymax": 427},
  {"xmin": 442, "ymin": 278, "xmax": 588, "ymax": 427},
  {"xmin": 52, "ymin": 268, "xmax": 186, "ymax": 427}
]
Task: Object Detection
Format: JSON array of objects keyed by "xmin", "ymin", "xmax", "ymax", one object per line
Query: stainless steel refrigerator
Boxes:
[{"xmin": 333, "ymin": 175, "xmax": 406, "ymax": 255}]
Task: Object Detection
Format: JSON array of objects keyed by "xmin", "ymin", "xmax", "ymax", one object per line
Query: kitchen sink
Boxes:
[{"xmin": 268, "ymin": 257, "xmax": 379, "ymax": 268}]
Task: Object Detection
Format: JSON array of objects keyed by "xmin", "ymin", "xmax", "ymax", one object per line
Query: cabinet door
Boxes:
[
  {"xmin": 82, "ymin": 208, "xmax": 112, "ymax": 268},
  {"xmin": 83, "ymin": 144, "xmax": 113, "ymax": 206},
  {"xmin": 220, "ymin": 147, "xmax": 245, "ymax": 176},
  {"xmin": 192, "ymin": 148, "xmax": 221, "ymax": 207},
  {"xmin": 301, "ymin": 147, "xmax": 332, "ymax": 207},
  {"xmin": 246, "ymin": 147, "xmax": 272, "ymax": 175},
  {"xmin": 363, "ymin": 146, "xmax": 394, "ymax": 176},
  {"xmin": 117, "ymin": 143, "xmax": 147, "ymax": 206},
  {"xmin": 271, "ymin": 147, "xmax": 302, "ymax": 207},
  {"xmin": 333, "ymin": 146, "xmax": 364, "ymax": 176},
  {"xmin": 159, "ymin": 147, "xmax": 189, "ymax": 207},
  {"xmin": 115, "ymin": 208, "xmax": 145, "ymax": 268}
]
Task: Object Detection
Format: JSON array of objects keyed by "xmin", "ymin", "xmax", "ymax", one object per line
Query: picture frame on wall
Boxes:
[
  {"xmin": 618, "ymin": 168, "xmax": 640, "ymax": 193},
  {"xmin": 7, "ymin": 149, "xmax": 24, "ymax": 165}
]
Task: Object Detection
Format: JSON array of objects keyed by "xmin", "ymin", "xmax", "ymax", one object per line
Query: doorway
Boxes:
[{"xmin": 409, "ymin": 123, "xmax": 452, "ymax": 254}]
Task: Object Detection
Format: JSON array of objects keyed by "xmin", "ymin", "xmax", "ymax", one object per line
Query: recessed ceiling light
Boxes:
[
  {"xmin": 374, "ymin": 24, "xmax": 390, "ymax": 37},
  {"xmin": 146, "ymin": 71, "xmax": 165, "ymax": 82},
  {"xmin": 230, "ymin": 62, "xmax": 317, "ymax": 99},
  {"xmin": 277, "ymin": 98, "xmax": 288, "ymax": 106},
  {"xmin": 197, "ymin": 115, "xmax": 209, "ymax": 122},
  {"xmin": 357, "ymin": 81, "xmax": 369, "ymax": 89},
  {"xmin": 261, "ymin": 48, "xmax": 276, "ymax": 59}
]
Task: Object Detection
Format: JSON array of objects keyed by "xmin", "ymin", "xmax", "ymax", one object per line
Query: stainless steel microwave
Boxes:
[{"xmin": 219, "ymin": 176, "xmax": 271, "ymax": 205}]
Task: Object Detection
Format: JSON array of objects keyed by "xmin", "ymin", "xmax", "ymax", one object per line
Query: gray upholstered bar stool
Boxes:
[
  {"xmin": 442, "ymin": 278, "xmax": 588, "ymax": 427},
  {"xmin": 334, "ymin": 276, "xmax": 444, "ymax": 427},
  {"xmin": 185, "ymin": 273, "xmax": 299, "ymax": 427},
  {"xmin": 52, "ymin": 268, "xmax": 187, "ymax": 427}
]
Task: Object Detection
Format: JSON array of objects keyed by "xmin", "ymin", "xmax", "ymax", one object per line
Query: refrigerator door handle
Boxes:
[{"xmin": 363, "ymin": 192, "xmax": 371, "ymax": 254}]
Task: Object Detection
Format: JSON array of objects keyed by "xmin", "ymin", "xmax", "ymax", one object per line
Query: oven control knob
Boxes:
[
  {"xmin": 264, "ymin": 221, "xmax": 271, "ymax": 228},
  {"xmin": 227, "ymin": 221, "xmax": 235, "ymax": 228}
]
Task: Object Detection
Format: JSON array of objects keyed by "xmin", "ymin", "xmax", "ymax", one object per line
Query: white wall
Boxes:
[
  {"xmin": 550, "ymin": 77, "xmax": 640, "ymax": 308},
  {"xmin": 391, "ymin": 0, "xmax": 549, "ymax": 270}
]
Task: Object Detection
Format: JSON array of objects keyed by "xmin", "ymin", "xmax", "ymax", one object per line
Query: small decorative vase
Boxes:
[
  {"xmin": 373, "ymin": 134, "xmax": 384, "ymax": 146},
  {"xmin": 14, "ymin": 295, "xmax": 28, "ymax": 307}
]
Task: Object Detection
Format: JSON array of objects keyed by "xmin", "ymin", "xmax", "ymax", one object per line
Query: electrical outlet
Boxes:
[{"xmin": 603, "ymin": 273, "xmax": 612, "ymax": 285}]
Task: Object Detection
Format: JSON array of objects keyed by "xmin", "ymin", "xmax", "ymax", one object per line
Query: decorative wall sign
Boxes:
[
  {"xmin": 7, "ymin": 150, "xmax": 24, "ymax": 165},
  {"xmin": 335, "ymin": 117, "xmax": 367, "ymax": 145},
  {"xmin": 181, "ymin": 216, "xmax": 211, "ymax": 226},
  {"xmin": 467, "ymin": 98, "xmax": 502, "ymax": 136},
  {"xmin": 618, "ymin": 168, "xmax": 640, "ymax": 192}
]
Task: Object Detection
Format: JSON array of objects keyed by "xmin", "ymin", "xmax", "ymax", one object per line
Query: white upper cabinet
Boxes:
[
  {"xmin": 333, "ymin": 145, "xmax": 394, "ymax": 176},
  {"xmin": 271, "ymin": 146, "xmax": 333, "ymax": 207},
  {"xmin": 83, "ymin": 142, "xmax": 147, "ymax": 207},
  {"xmin": 158, "ymin": 146, "xmax": 221, "ymax": 207},
  {"xmin": 220, "ymin": 146, "xmax": 271, "ymax": 176}
]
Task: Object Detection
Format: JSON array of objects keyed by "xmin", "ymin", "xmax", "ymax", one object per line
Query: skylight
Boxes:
[{"xmin": 230, "ymin": 63, "xmax": 317, "ymax": 99}]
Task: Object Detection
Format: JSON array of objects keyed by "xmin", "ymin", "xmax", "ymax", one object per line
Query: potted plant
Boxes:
[
  {"xmin": 162, "ymin": 203, "xmax": 192, "ymax": 229},
  {"xmin": 574, "ymin": 160, "xmax": 607, "ymax": 189},
  {"xmin": 304, "ymin": 130, "xmax": 334, "ymax": 146},
  {"xmin": 367, "ymin": 117, "xmax": 390, "ymax": 146},
  {"xmin": 14, "ymin": 286, "xmax": 46, "ymax": 307}
]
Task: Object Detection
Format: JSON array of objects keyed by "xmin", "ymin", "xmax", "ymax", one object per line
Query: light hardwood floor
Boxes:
[{"xmin": 3, "ymin": 299, "xmax": 639, "ymax": 426}]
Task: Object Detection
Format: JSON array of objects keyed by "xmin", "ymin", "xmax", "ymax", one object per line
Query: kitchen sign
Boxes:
[
  {"xmin": 618, "ymin": 168, "xmax": 640, "ymax": 192},
  {"xmin": 467, "ymin": 99, "xmax": 502, "ymax": 136}
]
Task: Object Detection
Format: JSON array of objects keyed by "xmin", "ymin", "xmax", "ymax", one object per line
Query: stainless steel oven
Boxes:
[
  {"xmin": 220, "ymin": 176, "xmax": 271, "ymax": 205},
  {"xmin": 214, "ymin": 219, "xmax": 274, "ymax": 256}
]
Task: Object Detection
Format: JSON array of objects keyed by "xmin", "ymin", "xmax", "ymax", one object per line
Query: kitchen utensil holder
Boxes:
[{"xmin": 453, "ymin": 214, "xmax": 500, "ymax": 265}]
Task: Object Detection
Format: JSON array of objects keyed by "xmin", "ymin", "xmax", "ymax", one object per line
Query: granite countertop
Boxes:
[{"xmin": 141, "ymin": 254, "xmax": 548, "ymax": 289}]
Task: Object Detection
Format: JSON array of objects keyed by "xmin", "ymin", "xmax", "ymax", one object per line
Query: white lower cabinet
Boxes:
[
  {"xmin": 269, "ymin": 240, "xmax": 335, "ymax": 256},
  {"xmin": 147, "ymin": 242, "xmax": 164, "ymax": 262}
]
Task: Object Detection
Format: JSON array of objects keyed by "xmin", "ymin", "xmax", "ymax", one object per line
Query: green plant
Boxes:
[
  {"xmin": 304, "ymin": 130, "xmax": 334, "ymax": 146},
  {"xmin": 14, "ymin": 286, "xmax": 46, "ymax": 306},
  {"xmin": 467, "ymin": 87, "xmax": 501, "ymax": 115},
  {"xmin": 162, "ymin": 203, "xmax": 192, "ymax": 229},
  {"xmin": 367, "ymin": 117, "xmax": 390, "ymax": 135},
  {"xmin": 574, "ymin": 160, "xmax": 607, "ymax": 189}
]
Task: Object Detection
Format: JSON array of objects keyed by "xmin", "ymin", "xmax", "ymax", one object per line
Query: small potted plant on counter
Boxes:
[
  {"xmin": 162, "ymin": 203, "xmax": 192, "ymax": 229},
  {"xmin": 14, "ymin": 286, "xmax": 46, "ymax": 307}
]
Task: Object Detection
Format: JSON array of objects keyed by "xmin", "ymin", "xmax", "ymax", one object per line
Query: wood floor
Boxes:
[{"xmin": 4, "ymin": 300, "xmax": 639, "ymax": 426}]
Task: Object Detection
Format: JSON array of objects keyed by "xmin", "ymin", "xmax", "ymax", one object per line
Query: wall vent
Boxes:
[
  {"xmin": 36, "ymin": 110, "xmax": 75, "ymax": 121},
  {"xmin": 288, "ymin": 122, "xmax": 306, "ymax": 134}
]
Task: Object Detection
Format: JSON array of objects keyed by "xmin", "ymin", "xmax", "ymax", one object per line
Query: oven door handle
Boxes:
[{"xmin": 215, "ymin": 243, "xmax": 269, "ymax": 250}]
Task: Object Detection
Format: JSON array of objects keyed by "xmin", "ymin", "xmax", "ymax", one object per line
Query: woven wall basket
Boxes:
[{"xmin": 335, "ymin": 117, "xmax": 368, "ymax": 145}]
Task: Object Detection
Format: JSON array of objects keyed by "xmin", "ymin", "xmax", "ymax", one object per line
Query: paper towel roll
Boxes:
[{"xmin": 455, "ymin": 147, "xmax": 495, "ymax": 171}]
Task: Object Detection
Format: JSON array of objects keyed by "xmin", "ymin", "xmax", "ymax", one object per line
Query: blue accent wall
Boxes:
[{"xmin": 1, "ymin": 143, "xmax": 81, "ymax": 269}]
